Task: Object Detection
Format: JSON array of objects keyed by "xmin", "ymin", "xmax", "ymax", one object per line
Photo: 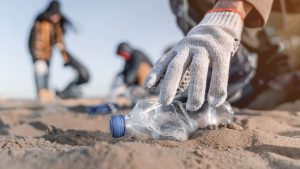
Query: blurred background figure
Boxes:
[
  {"xmin": 88, "ymin": 42, "xmax": 154, "ymax": 115},
  {"xmin": 116, "ymin": 42, "xmax": 153, "ymax": 87},
  {"xmin": 29, "ymin": 0, "xmax": 89, "ymax": 101},
  {"xmin": 110, "ymin": 42, "xmax": 154, "ymax": 107}
]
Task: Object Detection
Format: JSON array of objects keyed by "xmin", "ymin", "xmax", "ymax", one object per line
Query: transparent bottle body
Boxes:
[{"xmin": 124, "ymin": 99, "xmax": 234, "ymax": 141}]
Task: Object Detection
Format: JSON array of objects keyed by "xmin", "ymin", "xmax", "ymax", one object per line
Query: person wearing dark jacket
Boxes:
[
  {"xmin": 88, "ymin": 42, "xmax": 153, "ymax": 114},
  {"xmin": 116, "ymin": 42, "xmax": 153, "ymax": 87},
  {"xmin": 29, "ymin": 0, "xmax": 89, "ymax": 101}
]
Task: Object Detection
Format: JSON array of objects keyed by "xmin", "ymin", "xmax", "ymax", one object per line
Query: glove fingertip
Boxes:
[
  {"xmin": 159, "ymin": 94, "xmax": 173, "ymax": 106},
  {"xmin": 144, "ymin": 73, "xmax": 158, "ymax": 89},
  {"xmin": 207, "ymin": 95, "xmax": 227, "ymax": 108},
  {"xmin": 186, "ymin": 101, "xmax": 203, "ymax": 112}
]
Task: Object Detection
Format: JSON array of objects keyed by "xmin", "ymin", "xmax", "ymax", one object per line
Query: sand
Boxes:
[{"xmin": 0, "ymin": 98, "xmax": 299, "ymax": 169}]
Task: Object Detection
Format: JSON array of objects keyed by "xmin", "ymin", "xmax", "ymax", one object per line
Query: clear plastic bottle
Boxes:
[{"xmin": 110, "ymin": 99, "xmax": 234, "ymax": 141}]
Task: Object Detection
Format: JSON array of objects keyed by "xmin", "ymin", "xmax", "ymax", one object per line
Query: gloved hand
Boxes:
[{"xmin": 145, "ymin": 10, "xmax": 243, "ymax": 111}]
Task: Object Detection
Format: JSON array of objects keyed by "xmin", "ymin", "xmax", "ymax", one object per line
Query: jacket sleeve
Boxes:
[
  {"xmin": 190, "ymin": 0, "xmax": 274, "ymax": 27},
  {"xmin": 243, "ymin": 0, "xmax": 274, "ymax": 27}
]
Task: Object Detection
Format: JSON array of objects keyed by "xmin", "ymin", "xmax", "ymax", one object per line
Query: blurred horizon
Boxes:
[{"xmin": 0, "ymin": 0, "xmax": 182, "ymax": 99}]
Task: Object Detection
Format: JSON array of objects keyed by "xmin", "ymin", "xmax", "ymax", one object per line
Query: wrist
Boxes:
[
  {"xmin": 214, "ymin": 0, "xmax": 253, "ymax": 20},
  {"xmin": 199, "ymin": 11, "xmax": 243, "ymax": 33}
]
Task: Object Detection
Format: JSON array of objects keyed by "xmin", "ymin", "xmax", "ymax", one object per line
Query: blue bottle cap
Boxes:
[{"xmin": 110, "ymin": 115, "xmax": 126, "ymax": 138}]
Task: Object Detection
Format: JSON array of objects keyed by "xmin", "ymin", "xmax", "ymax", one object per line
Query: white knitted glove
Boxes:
[{"xmin": 145, "ymin": 11, "xmax": 243, "ymax": 111}]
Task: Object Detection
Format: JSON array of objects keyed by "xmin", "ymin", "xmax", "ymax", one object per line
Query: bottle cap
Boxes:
[{"xmin": 110, "ymin": 115, "xmax": 126, "ymax": 138}]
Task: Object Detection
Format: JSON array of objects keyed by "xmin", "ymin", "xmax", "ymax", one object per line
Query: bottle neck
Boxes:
[{"xmin": 124, "ymin": 115, "xmax": 134, "ymax": 136}]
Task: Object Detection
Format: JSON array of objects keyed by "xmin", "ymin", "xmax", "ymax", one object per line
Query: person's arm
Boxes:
[
  {"xmin": 214, "ymin": 0, "xmax": 274, "ymax": 27},
  {"xmin": 217, "ymin": 0, "xmax": 273, "ymax": 27},
  {"xmin": 242, "ymin": 0, "xmax": 274, "ymax": 27},
  {"xmin": 214, "ymin": 0, "xmax": 253, "ymax": 19},
  {"xmin": 145, "ymin": 0, "xmax": 257, "ymax": 111},
  {"xmin": 124, "ymin": 56, "xmax": 141, "ymax": 86},
  {"xmin": 124, "ymin": 68, "xmax": 138, "ymax": 86},
  {"xmin": 179, "ymin": 0, "xmax": 273, "ymax": 28},
  {"xmin": 56, "ymin": 26, "xmax": 70, "ymax": 64}
]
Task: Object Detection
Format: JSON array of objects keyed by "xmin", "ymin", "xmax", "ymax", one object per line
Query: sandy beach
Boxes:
[{"xmin": 0, "ymin": 98, "xmax": 299, "ymax": 169}]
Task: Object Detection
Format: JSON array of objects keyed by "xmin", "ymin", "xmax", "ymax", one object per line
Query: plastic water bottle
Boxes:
[{"xmin": 110, "ymin": 99, "xmax": 234, "ymax": 141}]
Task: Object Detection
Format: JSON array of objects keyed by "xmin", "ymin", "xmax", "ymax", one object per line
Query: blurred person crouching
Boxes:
[
  {"xmin": 112, "ymin": 42, "xmax": 154, "ymax": 108},
  {"xmin": 88, "ymin": 42, "xmax": 154, "ymax": 115},
  {"xmin": 29, "ymin": 0, "xmax": 89, "ymax": 102},
  {"xmin": 116, "ymin": 42, "xmax": 153, "ymax": 87}
]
